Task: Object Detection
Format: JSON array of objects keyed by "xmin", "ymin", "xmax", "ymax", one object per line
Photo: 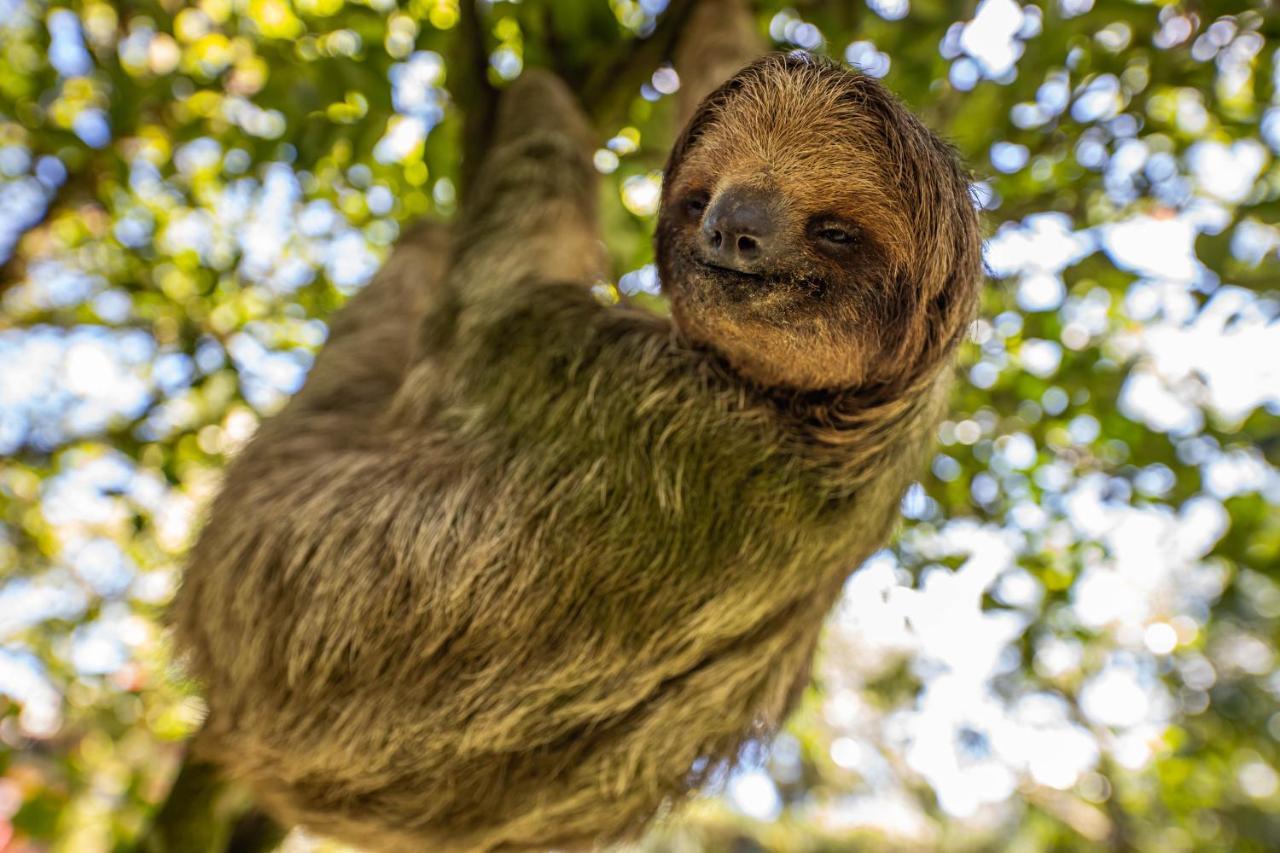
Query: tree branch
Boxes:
[
  {"xmin": 134, "ymin": 753, "xmax": 253, "ymax": 853},
  {"xmin": 579, "ymin": 0, "xmax": 700, "ymax": 132},
  {"xmin": 226, "ymin": 809, "xmax": 289, "ymax": 853},
  {"xmin": 453, "ymin": 0, "xmax": 500, "ymax": 198}
]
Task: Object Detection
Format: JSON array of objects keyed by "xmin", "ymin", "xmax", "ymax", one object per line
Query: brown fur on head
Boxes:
[{"xmin": 657, "ymin": 52, "xmax": 982, "ymax": 392}]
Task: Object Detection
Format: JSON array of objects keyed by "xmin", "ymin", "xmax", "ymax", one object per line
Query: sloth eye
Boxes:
[
  {"xmin": 808, "ymin": 219, "xmax": 862, "ymax": 254},
  {"xmin": 684, "ymin": 193, "xmax": 709, "ymax": 219},
  {"xmin": 816, "ymin": 226, "xmax": 855, "ymax": 245}
]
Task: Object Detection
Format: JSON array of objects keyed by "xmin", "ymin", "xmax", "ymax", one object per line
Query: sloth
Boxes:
[{"xmin": 169, "ymin": 46, "xmax": 981, "ymax": 853}]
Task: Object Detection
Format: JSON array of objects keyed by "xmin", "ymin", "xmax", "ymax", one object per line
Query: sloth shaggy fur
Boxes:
[{"xmin": 172, "ymin": 52, "xmax": 982, "ymax": 852}]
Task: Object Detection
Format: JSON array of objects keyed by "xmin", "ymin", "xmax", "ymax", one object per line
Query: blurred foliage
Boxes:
[{"xmin": 1, "ymin": 0, "xmax": 1279, "ymax": 850}]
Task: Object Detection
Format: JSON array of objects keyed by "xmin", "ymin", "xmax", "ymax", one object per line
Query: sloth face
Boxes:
[{"xmin": 657, "ymin": 53, "xmax": 981, "ymax": 392}]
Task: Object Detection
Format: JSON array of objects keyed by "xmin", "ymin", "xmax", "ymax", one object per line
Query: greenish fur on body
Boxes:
[{"xmin": 171, "ymin": 49, "xmax": 981, "ymax": 852}]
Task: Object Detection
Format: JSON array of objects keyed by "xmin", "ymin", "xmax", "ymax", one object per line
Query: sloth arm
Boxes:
[
  {"xmin": 675, "ymin": 0, "xmax": 764, "ymax": 126},
  {"xmin": 442, "ymin": 70, "xmax": 608, "ymax": 326},
  {"xmin": 286, "ymin": 0, "xmax": 755, "ymax": 427},
  {"xmin": 276, "ymin": 66, "xmax": 603, "ymax": 432},
  {"xmin": 279, "ymin": 222, "xmax": 449, "ymax": 421}
]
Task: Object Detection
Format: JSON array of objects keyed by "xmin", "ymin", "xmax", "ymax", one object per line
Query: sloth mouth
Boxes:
[
  {"xmin": 698, "ymin": 259, "xmax": 763, "ymax": 278},
  {"xmin": 693, "ymin": 258, "xmax": 830, "ymax": 305},
  {"xmin": 695, "ymin": 260, "xmax": 773, "ymax": 292}
]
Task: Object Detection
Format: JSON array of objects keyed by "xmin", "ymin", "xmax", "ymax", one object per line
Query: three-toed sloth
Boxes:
[{"xmin": 173, "ymin": 50, "xmax": 982, "ymax": 852}]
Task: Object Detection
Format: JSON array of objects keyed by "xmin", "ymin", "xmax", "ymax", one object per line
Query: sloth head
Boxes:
[{"xmin": 657, "ymin": 53, "xmax": 983, "ymax": 392}]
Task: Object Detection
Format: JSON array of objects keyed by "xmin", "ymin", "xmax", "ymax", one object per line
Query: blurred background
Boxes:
[{"xmin": 0, "ymin": 0, "xmax": 1278, "ymax": 849}]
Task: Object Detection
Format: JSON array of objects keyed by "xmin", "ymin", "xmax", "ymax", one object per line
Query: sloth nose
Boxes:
[{"xmin": 700, "ymin": 186, "xmax": 782, "ymax": 273}]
